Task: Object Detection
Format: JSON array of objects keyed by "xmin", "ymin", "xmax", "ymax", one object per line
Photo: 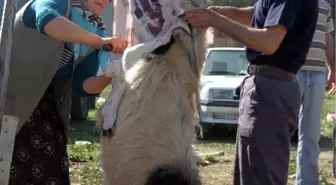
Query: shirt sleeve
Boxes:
[
  {"xmin": 325, "ymin": 6, "xmax": 335, "ymax": 33},
  {"xmin": 23, "ymin": 0, "xmax": 69, "ymax": 34},
  {"xmin": 264, "ymin": 0, "xmax": 303, "ymax": 30},
  {"xmin": 72, "ymin": 50, "xmax": 101, "ymax": 97}
]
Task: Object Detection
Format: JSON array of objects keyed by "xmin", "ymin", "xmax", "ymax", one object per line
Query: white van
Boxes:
[{"xmin": 198, "ymin": 47, "xmax": 248, "ymax": 138}]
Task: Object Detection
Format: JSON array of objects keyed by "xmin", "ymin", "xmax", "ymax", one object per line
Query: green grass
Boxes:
[{"xmin": 68, "ymin": 93, "xmax": 335, "ymax": 185}]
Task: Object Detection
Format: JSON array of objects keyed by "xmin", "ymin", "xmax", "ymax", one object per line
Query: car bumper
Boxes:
[{"xmin": 199, "ymin": 100, "xmax": 239, "ymax": 125}]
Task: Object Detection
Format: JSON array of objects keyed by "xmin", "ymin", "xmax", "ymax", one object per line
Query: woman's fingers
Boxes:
[
  {"xmin": 115, "ymin": 38, "xmax": 127, "ymax": 53},
  {"xmin": 103, "ymin": 37, "xmax": 127, "ymax": 54}
]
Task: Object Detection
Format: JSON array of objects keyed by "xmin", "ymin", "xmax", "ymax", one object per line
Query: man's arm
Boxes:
[
  {"xmin": 212, "ymin": 14, "xmax": 286, "ymax": 55},
  {"xmin": 186, "ymin": 1, "xmax": 304, "ymax": 55},
  {"xmin": 326, "ymin": 31, "xmax": 336, "ymax": 94},
  {"xmin": 211, "ymin": 0, "xmax": 303, "ymax": 55},
  {"xmin": 326, "ymin": 33, "xmax": 335, "ymax": 72},
  {"xmin": 209, "ymin": 6, "xmax": 254, "ymax": 26},
  {"xmin": 325, "ymin": 5, "xmax": 335, "ymax": 73}
]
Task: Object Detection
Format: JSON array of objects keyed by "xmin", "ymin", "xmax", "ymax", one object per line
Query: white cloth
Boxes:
[
  {"xmin": 101, "ymin": 59, "xmax": 124, "ymax": 131},
  {"xmin": 100, "ymin": 0, "xmax": 205, "ymax": 131}
]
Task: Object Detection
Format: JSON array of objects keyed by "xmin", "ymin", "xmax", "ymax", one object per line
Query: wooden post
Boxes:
[{"xmin": 0, "ymin": 0, "xmax": 19, "ymax": 184}]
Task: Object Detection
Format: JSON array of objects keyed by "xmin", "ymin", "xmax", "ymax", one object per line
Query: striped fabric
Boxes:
[
  {"xmin": 301, "ymin": 0, "xmax": 335, "ymax": 71},
  {"xmin": 58, "ymin": 44, "xmax": 74, "ymax": 69},
  {"xmin": 57, "ymin": 0, "xmax": 107, "ymax": 70}
]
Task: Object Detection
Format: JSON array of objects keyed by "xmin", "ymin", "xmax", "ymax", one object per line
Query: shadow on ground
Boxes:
[
  {"xmin": 68, "ymin": 119, "xmax": 333, "ymax": 152},
  {"xmin": 198, "ymin": 127, "xmax": 237, "ymax": 144},
  {"xmin": 198, "ymin": 126, "xmax": 333, "ymax": 152}
]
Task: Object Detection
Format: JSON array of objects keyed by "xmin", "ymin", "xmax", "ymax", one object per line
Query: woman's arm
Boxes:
[
  {"xmin": 45, "ymin": 17, "xmax": 104, "ymax": 48},
  {"xmin": 26, "ymin": 0, "xmax": 103, "ymax": 48},
  {"xmin": 73, "ymin": 50, "xmax": 111, "ymax": 96},
  {"xmin": 83, "ymin": 75, "xmax": 112, "ymax": 94}
]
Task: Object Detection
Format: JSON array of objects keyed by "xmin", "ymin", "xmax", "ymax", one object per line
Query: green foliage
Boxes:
[
  {"xmin": 203, "ymin": 154, "xmax": 216, "ymax": 163},
  {"xmin": 68, "ymin": 93, "xmax": 335, "ymax": 184},
  {"xmin": 68, "ymin": 144, "xmax": 102, "ymax": 185}
]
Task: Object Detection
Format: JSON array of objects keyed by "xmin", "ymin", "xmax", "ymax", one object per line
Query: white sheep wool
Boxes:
[
  {"xmin": 99, "ymin": 0, "xmax": 206, "ymax": 132},
  {"xmin": 97, "ymin": 0, "xmax": 208, "ymax": 184}
]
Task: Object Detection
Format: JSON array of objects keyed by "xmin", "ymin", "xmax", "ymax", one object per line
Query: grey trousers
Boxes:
[{"xmin": 233, "ymin": 75, "xmax": 300, "ymax": 185}]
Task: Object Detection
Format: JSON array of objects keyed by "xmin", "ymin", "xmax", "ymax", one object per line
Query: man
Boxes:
[
  {"xmin": 184, "ymin": 0, "xmax": 318, "ymax": 185},
  {"xmin": 295, "ymin": 0, "xmax": 335, "ymax": 184}
]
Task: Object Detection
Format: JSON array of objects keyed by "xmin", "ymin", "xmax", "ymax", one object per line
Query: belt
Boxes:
[{"xmin": 248, "ymin": 65, "xmax": 294, "ymax": 81}]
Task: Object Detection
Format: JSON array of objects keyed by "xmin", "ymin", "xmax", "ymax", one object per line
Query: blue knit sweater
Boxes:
[{"xmin": 23, "ymin": 0, "xmax": 101, "ymax": 96}]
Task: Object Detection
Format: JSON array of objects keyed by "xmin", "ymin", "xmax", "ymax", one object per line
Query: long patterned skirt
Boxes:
[{"xmin": 8, "ymin": 86, "xmax": 70, "ymax": 185}]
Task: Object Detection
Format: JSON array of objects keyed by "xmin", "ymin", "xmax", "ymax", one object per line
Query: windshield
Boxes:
[{"xmin": 203, "ymin": 50, "xmax": 249, "ymax": 76}]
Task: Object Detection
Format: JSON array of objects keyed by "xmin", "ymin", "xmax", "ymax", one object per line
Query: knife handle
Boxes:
[{"xmin": 102, "ymin": 44, "xmax": 113, "ymax": 52}]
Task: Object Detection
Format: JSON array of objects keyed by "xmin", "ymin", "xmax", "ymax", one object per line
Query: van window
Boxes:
[{"xmin": 203, "ymin": 50, "xmax": 249, "ymax": 76}]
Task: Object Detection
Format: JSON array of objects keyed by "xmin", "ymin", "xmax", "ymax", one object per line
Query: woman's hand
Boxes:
[{"xmin": 102, "ymin": 37, "xmax": 128, "ymax": 54}]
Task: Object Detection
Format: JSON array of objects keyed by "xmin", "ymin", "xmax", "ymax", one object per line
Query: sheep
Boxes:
[{"xmin": 97, "ymin": 2, "xmax": 210, "ymax": 185}]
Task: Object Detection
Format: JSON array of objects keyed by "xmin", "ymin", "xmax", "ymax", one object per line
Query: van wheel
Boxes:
[{"xmin": 196, "ymin": 124, "xmax": 212, "ymax": 140}]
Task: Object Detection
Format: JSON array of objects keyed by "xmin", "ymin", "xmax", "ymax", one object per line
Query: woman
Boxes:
[{"xmin": 5, "ymin": 0, "xmax": 126, "ymax": 184}]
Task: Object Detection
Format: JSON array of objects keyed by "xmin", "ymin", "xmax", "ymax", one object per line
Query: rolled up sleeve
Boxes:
[{"xmin": 25, "ymin": 0, "xmax": 68, "ymax": 34}]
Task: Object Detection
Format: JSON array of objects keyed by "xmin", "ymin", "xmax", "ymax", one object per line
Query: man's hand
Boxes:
[
  {"xmin": 327, "ymin": 70, "xmax": 336, "ymax": 95},
  {"xmin": 185, "ymin": 8, "xmax": 221, "ymax": 28},
  {"xmin": 325, "ymin": 33, "xmax": 335, "ymax": 95}
]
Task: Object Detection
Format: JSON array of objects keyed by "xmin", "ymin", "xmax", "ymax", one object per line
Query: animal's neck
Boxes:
[{"xmin": 125, "ymin": 40, "xmax": 199, "ymax": 109}]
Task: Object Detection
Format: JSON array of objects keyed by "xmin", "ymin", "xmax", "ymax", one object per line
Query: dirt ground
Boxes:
[
  {"xmin": 196, "ymin": 131, "xmax": 335, "ymax": 185},
  {"xmin": 68, "ymin": 127, "xmax": 335, "ymax": 185}
]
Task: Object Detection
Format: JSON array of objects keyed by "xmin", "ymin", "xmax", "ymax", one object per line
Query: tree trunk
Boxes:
[{"xmin": 0, "ymin": 0, "xmax": 19, "ymax": 184}]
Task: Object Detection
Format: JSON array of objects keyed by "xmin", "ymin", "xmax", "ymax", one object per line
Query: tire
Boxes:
[
  {"xmin": 196, "ymin": 123, "xmax": 212, "ymax": 140},
  {"xmin": 71, "ymin": 96, "xmax": 89, "ymax": 121}
]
